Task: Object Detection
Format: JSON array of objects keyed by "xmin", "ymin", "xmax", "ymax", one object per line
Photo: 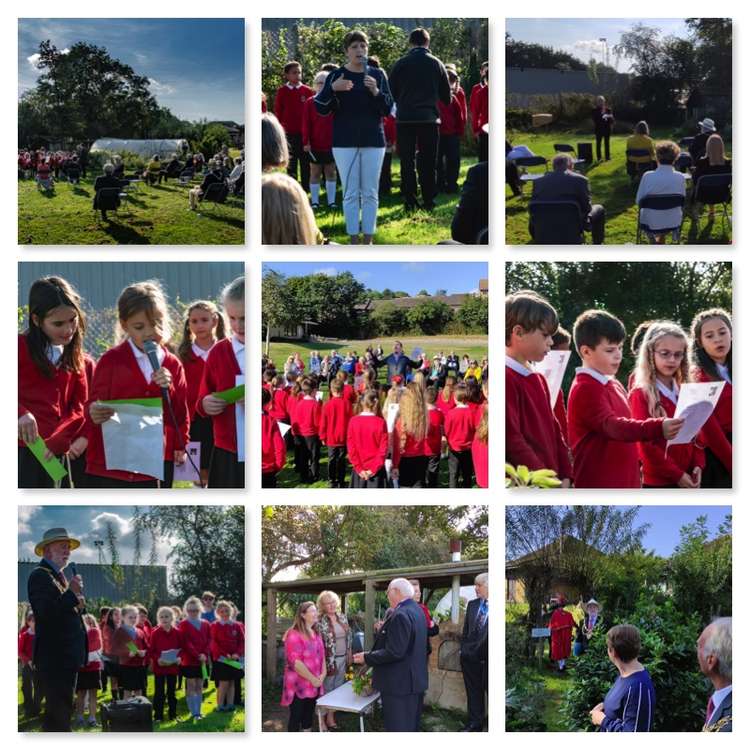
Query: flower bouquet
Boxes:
[{"xmin": 351, "ymin": 666, "xmax": 374, "ymax": 697}]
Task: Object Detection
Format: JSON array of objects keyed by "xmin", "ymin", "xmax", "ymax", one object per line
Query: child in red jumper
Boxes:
[
  {"xmin": 197, "ymin": 276, "xmax": 245, "ymax": 488},
  {"xmin": 437, "ymin": 67, "xmax": 467, "ymax": 193},
  {"xmin": 303, "ymin": 71, "xmax": 337, "ymax": 208},
  {"xmin": 262, "ymin": 388, "xmax": 287, "ymax": 487},
  {"xmin": 291, "ymin": 378, "xmax": 322, "ymax": 483},
  {"xmin": 629, "ymin": 321, "xmax": 705, "ymax": 488},
  {"xmin": 18, "ymin": 276, "xmax": 88, "ymax": 488},
  {"xmin": 211, "ymin": 601, "xmax": 245, "ymax": 713},
  {"xmin": 86, "ymin": 280, "xmax": 189, "ymax": 488},
  {"xmin": 391, "ymin": 383, "xmax": 430, "ymax": 487},
  {"xmin": 568, "ymin": 310, "xmax": 683, "ymax": 488},
  {"xmin": 436, "ymin": 375, "xmax": 457, "ymax": 416},
  {"xmin": 347, "ymin": 389, "xmax": 388, "ymax": 488},
  {"xmin": 19, "ymin": 609, "xmax": 41, "ymax": 718},
  {"xmin": 320, "ymin": 378, "xmax": 352, "ymax": 488},
  {"xmin": 178, "ymin": 300, "xmax": 227, "ymax": 486},
  {"xmin": 472, "ymin": 402, "xmax": 489, "ymax": 488},
  {"xmin": 471, "ymin": 62, "xmax": 489, "ymax": 161},
  {"xmin": 505, "ymin": 291, "xmax": 572, "ymax": 485},
  {"xmin": 76, "ymin": 613, "xmax": 103, "ymax": 728},
  {"xmin": 444, "ymin": 383, "xmax": 476, "ymax": 487},
  {"xmin": 179, "ymin": 596, "xmax": 212, "ymax": 721},
  {"xmin": 112, "ymin": 606, "xmax": 148, "ymax": 697},
  {"xmin": 149, "ymin": 607, "xmax": 183, "ymax": 722},
  {"xmin": 689, "ymin": 308, "xmax": 732, "ymax": 487},
  {"xmin": 274, "ymin": 61, "xmax": 314, "ymax": 190},
  {"xmin": 424, "ymin": 386, "xmax": 445, "ymax": 487}
]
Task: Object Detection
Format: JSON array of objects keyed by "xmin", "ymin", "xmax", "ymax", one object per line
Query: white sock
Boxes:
[
  {"xmin": 310, "ymin": 183, "xmax": 320, "ymax": 204},
  {"xmin": 326, "ymin": 180, "xmax": 337, "ymax": 205},
  {"xmin": 559, "ymin": 659, "xmax": 565, "ymax": 668}
]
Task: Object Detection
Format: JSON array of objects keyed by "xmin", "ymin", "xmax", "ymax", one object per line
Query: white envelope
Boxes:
[{"xmin": 102, "ymin": 402, "xmax": 164, "ymax": 480}]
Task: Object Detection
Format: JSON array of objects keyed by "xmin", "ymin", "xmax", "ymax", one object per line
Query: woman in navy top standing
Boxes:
[
  {"xmin": 315, "ymin": 29, "xmax": 393, "ymax": 245},
  {"xmin": 589, "ymin": 624, "xmax": 655, "ymax": 731}
]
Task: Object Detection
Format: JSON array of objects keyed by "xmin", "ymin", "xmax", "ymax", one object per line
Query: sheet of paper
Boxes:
[
  {"xmin": 537, "ymin": 350, "xmax": 572, "ymax": 407},
  {"xmin": 126, "ymin": 641, "xmax": 139, "ymax": 655},
  {"xmin": 214, "ymin": 384, "xmax": 245, "ymax": 404},
  {"xmin": 277, "ymin": 421, "xmax": 292, "ymax": 438},
  {"xmin": 174, "ymin": 441, "xmax": 201, "ymax": 482},
  {"xmin": 410, "ymin": 347, "xmax": 424, "ymax": 360},
  {"xmin": 101, "ymin": 400, "xmax": 164, "ymax": 480},
  {"xmin": 160, "ymin": 649, "xmax": 180, "ymax": 664},
  {"xmin": 386, "ymin": 403, "xmax": 400, "ymax": 432},
  {"xmin": 235, "ymin": 374, "xmax": 245, "ymax": 463},
  {"xmin": 667, "ymin": 381, "xmax": 726, "ymax": 448},
  {"xmin": 26, "ymin": 436, "xmax": 68, "ymax": 482},
  {"xmin": 315, "ymin": 391, "xmax": 323, "ymax": 402},
  {"xmin": 354, "ymin": 375, "xmax": 363, "ymax": 390}
]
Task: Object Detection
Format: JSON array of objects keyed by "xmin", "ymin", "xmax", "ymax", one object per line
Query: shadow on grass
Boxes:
[{"xmin": 100, "ymin": 221, "xmax": 151, "ymax": 244}]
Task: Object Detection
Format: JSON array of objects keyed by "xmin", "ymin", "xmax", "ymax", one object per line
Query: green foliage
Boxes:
[
  {"xmin": 406, "ymin": 299, "xmax": 454, "ymax": 335},
  {"xmin": 370, "ymin": 301, "xmax": 407, "ymax": 336},
  {"xmin": 456, "ymin": 295, "xmax": 488, "ymax": 333},
  {"xmin": 591, "ymin": 550, "xmax": 666, "ymax": 619},
  {"xmin": 506, "ymin": 32, "xmax": 587, "ymax": 70},
  {"xmin": 193, "ymin": 123, "xmax": 231, "ymax": 159},
  {"xmin": 506, "ymin": 670, "xmax": 548, "ymax": 731},
  {"xmin": 505, "ymin": 465, "xmax": 562, "ymax": 489},
  {"xmin": 506, "ymin": 108, "xmax": 533, "ymax": 130}
]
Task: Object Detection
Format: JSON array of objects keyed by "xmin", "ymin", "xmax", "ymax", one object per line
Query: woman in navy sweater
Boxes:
[
  {"xmin": 315, "ymin": 29, "xmax": 393, "ymax": 244},
  {"xmin": 590, "ymin": 624, "xmax": 655, "ymax": 731}
]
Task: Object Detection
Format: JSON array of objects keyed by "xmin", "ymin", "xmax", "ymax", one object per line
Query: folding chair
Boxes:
[
  {"xmin": 178, "ymin": 169, "xmax": 194, "ymax": 187},
  {"xmin": 197, "ymin": 181, "xmax": 229, "ymax": 214},
  {"xmin": 94, "ymin": 187, "xmax": 129, "ymax": 222},
  {"xmin": 636, "ymin": 194, "xmax": 685, "ymax": 244},
  {"xmin": 626, "ymin": 149, "xmax": 653, "ymax": 181},
  {"xmin": 529, "ymin": 200, "xmax": 586, "ymax": 244},
  {"xmin": 674, "ymin": 152, "xmax": 693, "ymax": 174},
  {"xmin": 553, "ymin": 144, "xmax": 586, "ymax": 169},
  {"xmin": 693, "ymin": 173, "xmax": 732, "ymax": 234},
  {"xmin": 515, "ymin": 156, "xmax": 549, "ymax": 189}
]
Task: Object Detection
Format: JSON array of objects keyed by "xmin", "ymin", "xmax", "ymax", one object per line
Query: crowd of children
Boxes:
[
  {"xmin": 18, "ymin": 273, "xmax": 245, "ymax": 489},
  {"xmin": 19, "ymin": 594, "xmax": 245, "ymax": 726},
  {"xmin": 261, "ymin": 349, "xmax": 489, "ymax": 488},
  {"xmin": 18, "ymin": 146, "xmax": 89, "ymax": 190},
  {"xmin": 505, "ymin": 290, "xmax": 732, "ymax": 489}
]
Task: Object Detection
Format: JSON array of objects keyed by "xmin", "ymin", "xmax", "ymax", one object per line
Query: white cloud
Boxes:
[
  {"xmin": 18, "ymin": 506, "xmax": 40, "ymax": 535},
  {"xmin": 90, "ymin": 511, "xmax": 131, "ymax": 536},
  {"xmin": 313, "ymin": 267, "xmax": 338, "ymax": 277},
  {"xmin": 27, "ymin": 53, "xmax": 40, "ymax": 69},
  {"xmin": 149, "ymin": 78, "xmax": 175, "ymax": 96}
]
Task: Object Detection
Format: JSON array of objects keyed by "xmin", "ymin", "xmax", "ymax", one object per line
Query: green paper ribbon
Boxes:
[
  {"xmin": 26, "ymin": 436, "xmax": 68, "ymax": 482},
  {"xmin": 214, "ymin": 384, "xmax": 245, "ymax": 404}
]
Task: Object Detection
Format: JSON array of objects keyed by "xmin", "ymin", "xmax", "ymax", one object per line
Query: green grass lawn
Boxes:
[
  {"xmin": 18, "ymin": 175, "xmax": 245, "ymax": 245},
  {"xmin": 18, "ymin": 673, "xmax": 245, "ymax": 732},
  {"xmin": 505, "ymin": 129, "xmax": 732, "ymax": 245}
]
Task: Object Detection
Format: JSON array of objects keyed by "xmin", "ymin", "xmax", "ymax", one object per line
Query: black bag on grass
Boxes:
[{"xmin": 101, "ymin": 696, "xmax": 153, "ymax": 731}]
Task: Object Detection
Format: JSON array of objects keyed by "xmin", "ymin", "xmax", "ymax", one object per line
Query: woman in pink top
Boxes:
[{"xmin": 281, "ymin": 600, "xmax": 326, "ymax": 731}]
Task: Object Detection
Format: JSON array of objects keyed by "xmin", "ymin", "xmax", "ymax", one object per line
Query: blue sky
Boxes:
[
  {"xmin": 635, "ymin": 505, "xmax": 730, "ymax": 556},
  {"xmin": 506, "ymin": 18, "xmax": 690, "ymax": 72},
  {"xmin": 263, "ymin": 262, "xmax": 488, "ymax": 296},
  {"xmin": 18, "ymin": 18, "xmax": 244, "ymax": 123}
]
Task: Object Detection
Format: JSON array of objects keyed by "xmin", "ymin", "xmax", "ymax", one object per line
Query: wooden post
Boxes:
[
  {"xmin": 365, "ymin": 579, "xmax": 375, "ymax": 650},
  {"xmin": 266, "ymin": 587, "xmax": 277, "ymax": 680}
]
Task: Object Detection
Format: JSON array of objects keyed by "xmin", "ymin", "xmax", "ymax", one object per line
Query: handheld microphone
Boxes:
[
  {"xmin": 144, "ymin": 339, "xmax": 169, "ymax": 401},
  {"xmin": 69, "ymin": 562, "xmax": 78, "ymax": 584}
]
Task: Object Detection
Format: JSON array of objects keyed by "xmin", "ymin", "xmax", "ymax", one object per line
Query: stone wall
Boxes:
[{"xmin": 425, "ymin": 619, "xmax": 470, "ymax": 712}]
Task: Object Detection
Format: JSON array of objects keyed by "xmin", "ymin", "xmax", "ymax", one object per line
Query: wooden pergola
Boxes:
[{"xmin": 263, "ymin": 558, "xmax": 488, "ymax": 680}]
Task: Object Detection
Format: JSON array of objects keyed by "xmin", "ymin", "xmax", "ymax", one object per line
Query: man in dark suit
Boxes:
[
  {"xmin": 372, "ymin": 341, "xmax": 422, "ymax": 385},
  {"xmin": 27, "ymin": 528, "xmax": 87, "ymax": 732},
  {"xmin": 353, "ymin": 577, "xmax": 428, "ymax": 731},
  {"xmin": 451, "ymin": 159, "xmax": 488, "ymax": 244},
  {"xmin": 698, "ymin": 617, "xmax": 732, "ymax": 732},
  {"xmin": 460, "ymin": 572, "xmax": 488, "ymax": 732},
  {"xmin": 529, "ymin": 153, "xmax": 606, "ymax": 244},
  {"xmin": 591, "ymin": 95, "xmax": 614, "ymax": 161}
]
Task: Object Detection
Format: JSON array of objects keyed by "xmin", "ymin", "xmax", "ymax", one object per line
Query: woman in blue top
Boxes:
[
  {"xmin": 590, "ymin": 624, "xmax": 655, "ymax": 732},
  {"xmin": 315, "ymin": 30, "xmax": 393, "ymax": 244}
]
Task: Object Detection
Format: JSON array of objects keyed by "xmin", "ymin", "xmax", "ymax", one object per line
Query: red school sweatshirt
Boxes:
[
  {"xmin": 18, "ymin": 629, "xmax": 34, "ymax": 664},
  {"xmin": 438, "ymin": 93, "xmax": 467, "ymax": 136},
  {"xmin": 301, "ymin": 96, "xmax": 333, "ymax": 151},
  {"xmin": 470, "ymin": 83, "xmax": 488, "ymax": 135},
  {"xmin": 269, "ymin": 388, "xmax": 290, "ymax": 423},
  {"xmin": 148, "ymin": 626, "xmax": 183, "ymax": 676},
  {"xmin": 262, "ymin": 411, "xmax": 286, "ymax": 474},
  {"xmin": 629, "ymin": 386, "xmax": 705, "ymax": 486},
  {"xmin": 319, "ymin": 396, "xmax": 351, "ymax": 447},
  {"xmin": 182, "ymin": 349, "xmax": 208, "ymax": 418},
  {"xmin": 178, "ymin": 618, "xmax": 212, "ymax": 667},
  {"xmin": 391, "ymin": 419, "xmax": 428, "ymax": 469},
  {"xmin": 274, "ymin": 83, "xmax": 314, "ymax": 135},
  {"xmin": 292, "ymin": 396, "xmax": 321, "ymax": 437},
  {"xmin": 472, "ymin": 432, "xmax": 488, "ymax": 488},
  {"xmin": 444, "ymin": 405, "xmax": 476, "ymax": 452},
  {"xmin": 690, "ymin": 367, "xmax": 732, "ymax": 472},
  {"xmin": 210, "ymin": 620, "xmax": 245, "ymax": 660},
  {"xmin": 567, "ymin": 371, "xmax": 664, "ymax": 488},
  {"xmin": 80, "ymin": 628, "xmax": 103, "ymax": 672},
  {"xmin": 347, "ymin": 413, "xmax": 388, "ymax": 475},
  {"xmin": 18, "ymin": 334, "xmax": 88, "ymax": 455},
  {"xmin": 505, "ymin": 366, "xmax": 571, "ymax": 479},
  {"xmin": 85, "ymin": 341, "xmax": 189, "ymax": 482},
  {"xmin": 426, "ymin": 406, "xmax": 444, "ymax": 456},
  {"xmin": 436, "ymin": 391, "xmax": 455, "ymax": 416},
  {"xmin": 553, "ymin": 390, "xmax": 568, "ymax": 444},
  {"xmin": 196, "ymin": 338, "xmax": 242, "ymax": 455}
]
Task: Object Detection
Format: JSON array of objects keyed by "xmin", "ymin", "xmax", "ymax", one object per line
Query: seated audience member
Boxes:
[
  {"xmin": 451, "ymin": 160, "xmax": 488, "ymax": 244},
  {"xmin": 111, "ymin": 154, "xmax": 125, "ymax": 180},
  {"xmin": 92, "ymin": 162, "xmax": 124, "ymax": 220},
  {"xmin": 36, "ymin": 158, "xmax": 53, "ymax": 191},
  {"xmin": 689, "ymin": 118, "xmax": 718, "ymax": 163},
  {"xmin": 163, "ymin": 153, "xmax": 183, "ymax": 182},
  {"xmin": 144, "ymin": 154, "xmax": 162, "ymax": 185},
  {"xmin": 626, "ymin": 121, "xmax": 656, "ymax": 178},
  {"xmin": 229, "ymin": 158, "xmax": 245, "ymax": 195},
  {"xmin": 506, "ymin": 140, "xmax": 522, "ymax": 196},
  {"xmin": 188, "ymin": 159, "xmax": 228, "ymax": 210},
  {"xmin": 262, "ymin": 172, "xmax": 324, "ymax": 245},
  {"xmin": 262, "ymin": 113, "xmax": 289, "ymax": 172},
  {"xmin": 692, "ymin": 133, "xmax": 731, "ymax": 217},
  {"xmin": 528, "ymin": 153, "xmax": 605, "ymax": 244},
  {"xmin": 635, "ymin": 141, "xmax": 686, "ymax": 244}
]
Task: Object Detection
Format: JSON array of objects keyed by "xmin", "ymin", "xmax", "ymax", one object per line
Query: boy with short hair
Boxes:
[
  {"xmin": 319, "ymin": 379, "xmax": 352, "ymax": 488},
  {"xmin": 444, "ymin": 383, "xmax": 476, "ymax": 487},
  {"xmin": 274, "ymin": 61, "xmax": 314, "ymax": 191},
  {"xmin": 505, "ymin": 291, "xmax": 572, "ymax": 486},
  {"xmin": 567, "ymin": 309, "xmax": 683, "ymax": 488},
  {"xmin": 291, "ymin": 378, "xmax": 322, "ymax": 483}
]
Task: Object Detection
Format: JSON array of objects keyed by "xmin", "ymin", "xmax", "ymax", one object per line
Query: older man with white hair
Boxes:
[
  {"xmin": 698, "ymin": 617, "xmax": 732, "ymax": 731},
  {"xmin": 352, "ymin": 577, "xmax": 428, "ymax": 731},
  {"xmin": 460, "ymin": 572, "xmax": 489, "ymax": 731}
]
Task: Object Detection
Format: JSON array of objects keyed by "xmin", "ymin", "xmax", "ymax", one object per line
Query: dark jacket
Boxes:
[
  {"xmin": 93, "ymin": 174, "xmax": 124, "ymax": 209},
  {"xmin": 689, "ymin": 130, "xmax": 715, "ymax": 163},
  {"xmin": 460, "ymin": 597, "xmax": 488, "ymax": 663},
  {"xmin": 374, "ymin": 352, "xmax": 421, "ymax": 382},
  {"xmin": 592, "ymin": 106, "xmax": 614, "ymax": 134},
  {"xmin": 365, "ymin": 598, "xmax": 428, "ymax": 696},
  {"xmin": 531, "ymin": 169, "xmax": 593, "ymax": 219},
  {"xmin": 704, "ymin": 690, "xmax": 732, "ymax": 732},
  {"xmin": 27, "ymin": 560, "xmax": 87, "ymax": 672},
  {"xmin": 389, "ymin": 47, "xmax": 451, "ymax": 124},
  {"xmin": 452, "ymin": 161, "xmax": 488, "ymax": 244}
]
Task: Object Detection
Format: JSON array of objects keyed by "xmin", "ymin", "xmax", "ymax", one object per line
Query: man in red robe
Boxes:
[{"xmin": 549, "ymin": 596, "xmax": 576, "ymax": 671}]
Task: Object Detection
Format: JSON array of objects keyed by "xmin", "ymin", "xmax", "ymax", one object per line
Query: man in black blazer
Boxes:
[
  {"xmin": 460, "ymin": 572, "xmax": 488, "ymax": 732},
  {"xmin": 27, "ymin": 528, "xmax": 87, "ymax": 732},
  {"xmin": 698, "ymin": 617, "xmax": 732, "ymax": 732},
  {"xmin": 451, "ymin": 160, "xmax": 488, "ymax": 244},
  {"xmin": 353, "ymin": 577, "xmax": 428, "ymax": 731}
]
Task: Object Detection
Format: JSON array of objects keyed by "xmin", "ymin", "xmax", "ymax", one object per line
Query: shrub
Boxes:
[{"xmin": 506, "ymin": 108, "xmax": 532, "ymax": 130}]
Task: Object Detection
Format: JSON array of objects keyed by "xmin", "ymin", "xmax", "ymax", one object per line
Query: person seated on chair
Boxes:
[
  {"xmin": 635, "ymin": 141, "xmax": 686, "ymax": 244},
  {"xmin": 691, "ymin": 133, "xmax": 731, "ymax": 220},
  {"xmin": 528, "ymin": 153, "xmax": 605, "ymax": 244},
  {"xmin": 162, "ymin": 153, "xmax": 183, "ymax": 183},
  {"xmin": 505, "ymin": 140, "xmax": 522, "ymax": 197},
  {"xmin": 451, "ymin": 160, "xmax": 488, "ymax": 244},
  {"xmin": 92, "ymin": 162, "xmax": 123, "ymax": 221},
  {"xmin": 689, "ymin": 118, "xmax": 718, "ymax": 163},
  {"xmin": 188, "ymin": 159, "xmax": 228, "ymax": 210},
  {"xmin": 111, "ymin": 154, "xmax": 125, "ymax": 180},
  {"xmin": 144, "ymin": 154, "xmax": 162, "ymax": 185},
  {"xmin": 228, "ymin": 158, "xmax": 244, "ymax": 196},
  {"xmin": 36, "ymin": 158, "xmax": 53, "ymax": 191},
  {"xmin": 626, "ymin": 121, "xmax": 656, "ymax": 179}
]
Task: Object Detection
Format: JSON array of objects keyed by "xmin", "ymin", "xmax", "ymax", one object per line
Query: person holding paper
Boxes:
[
  {"xmin": 567, "ymin": 310, "xmax": 683, "ymax": 488},
  {"xmin": 210, "ymin": 600, "xmax": 245, "ymax": 713},
  {"xmin": 262, "ymin": 389, "xmax": 287, "ymax": 487},
  {"xmin": 75, "ymin": 613, "xmax": 103, "ymax": 728},
  {"xmin": 112, "ymin": 605, "xmax": 148, "ymax": 697},
  {"xmin": 424, "ymin": 386, "xmax": 446, "ymax": 487},
  {"xmin": 444, "ymin": 383, "xmax": 477, "ymax": 487},
  {"xmin": 346, "ymin": 390, "xmax": 389, "ymax": 487},
  {"xmin": 178, "ymin": 596, "xmax": 212, "ymax": 721},
  {"xmin": 85, "ymin": 281, "xmax": 189, "ymax": 487},
  {"xmin": 629, "ymin": 322, "xmax": 705, "ymax": 487},
  {"xmin": 390, "ymin": 383, "xmax": 428, "ymax": 487},
  {"xmin": 291, "ymin": 378, "xmax": 322, "ymax": 483},
  {"xmin": 319, "ymin": 378, "xmax": 352, "ymax": 488},
  {"xmin": 689, "ymin": 309, "xmax": 732, "ymax": 488},
  {"xmin": 372, "ymin": 341, "xmax": 422, "ymax": 386},
  {"xmin": 18, "ymin": 276, "xmax": 88, "ymax": 488},
  {"xmin": 196, "ymin": 276, "xmax": 245, "ymax": 488},
  {"xmin": 148, "ymin": 606, "xmax": 183, "ymax": 722}
]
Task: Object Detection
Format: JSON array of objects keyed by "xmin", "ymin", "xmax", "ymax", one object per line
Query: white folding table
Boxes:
[{"xmin": 315, "ymin": 680, "xmax": 380, "ymax": 732}]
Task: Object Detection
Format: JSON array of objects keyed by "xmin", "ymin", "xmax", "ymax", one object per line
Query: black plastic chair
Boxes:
[
  {"xmin": 674, "ymin": 152, "xmax": 693, "ymax": 173},
  {"xmin": 529, "ymin": 200, "xmax": 585, "ymax": 244},
  {"xmin": 626, "ymin": 149, "xmax": 653, "ymax": 180},
  {"xmin": 93, "ymin": 187, "xmax": 128, "ymax": 221},
  {"xmin": 514, "ymin": 156, "xmax": 549, "ymax": 189},
  {"xmin": 553, "ymin": 143, "xmax": 586, "ymax": 169},
  {"xmin": 636, "ymin": 193, "xmax": 685, "ymax": 244},
  {"xmin": 198, "ymin": 181, "xmax": 229, "ymax": 214},
  {"xmin": 679, "ymin": 136, "xmax": 695, "ymax": 149},
  {"xmin": 693, "ymin": 173, "xmax": 732, "ymax": 233}
]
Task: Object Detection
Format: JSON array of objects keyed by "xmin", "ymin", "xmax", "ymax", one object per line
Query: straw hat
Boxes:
[{"xmin": 34, "ymin": 527, "xmax": 80, "ymax": 557}]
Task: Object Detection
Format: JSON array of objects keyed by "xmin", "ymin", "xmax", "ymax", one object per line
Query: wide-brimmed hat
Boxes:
[
  {"xmin": 585, "ymin": 598, "xmax": 601, "ymax": 611},
  {"xmin": 34, "ymin": 527, "xmax": 80, "ymax": 557},
  {"xmin": 699, "ymin": 118, "xmax": 716, "ymax": 132}
]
